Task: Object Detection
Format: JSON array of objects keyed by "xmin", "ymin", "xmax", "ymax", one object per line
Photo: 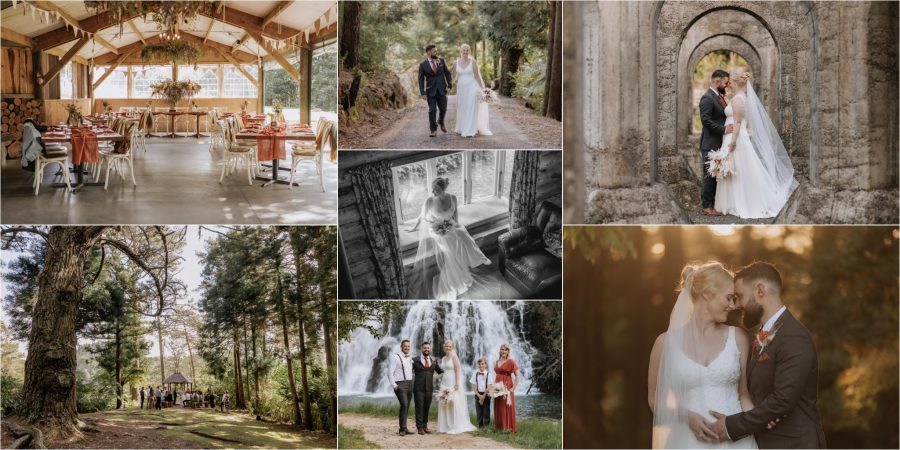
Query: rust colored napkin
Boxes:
[
  {"xmin": 70, "ymin": 128, "xmax": 99, "ymax": 165},
  {"xmin": 256, "ymin": 126, "xmax": 285, "ymax": 161}
]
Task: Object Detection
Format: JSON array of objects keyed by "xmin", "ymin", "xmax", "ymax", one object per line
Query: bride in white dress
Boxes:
[
  {"xmin": 437, "ymin": 340, "xmax": 476, "ymax": 434},
  {"xmin": 454, "ymin": 44, "xmax": 492, "ymax": 137},
  {"xmin": 713, "ymin": 73, "xmax": 798, "ymax": 218},
  {"xmin": 406, "ymin": 177, "xmax": 492, "ymax": 300},
  {"xmin": 648, "ymin": 262, "xmax": 758, "ymax": 449}
]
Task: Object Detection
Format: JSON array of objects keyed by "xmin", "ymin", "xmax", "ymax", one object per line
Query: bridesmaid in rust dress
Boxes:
[{"xmin": 493, "ymin": 343, "xmax": 520, "ymax": 432}]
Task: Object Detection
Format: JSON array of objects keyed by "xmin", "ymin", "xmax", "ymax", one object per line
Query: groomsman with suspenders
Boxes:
[{"xmin": 388, "ymin": 339, "xmax": 414, "ymax": 436}]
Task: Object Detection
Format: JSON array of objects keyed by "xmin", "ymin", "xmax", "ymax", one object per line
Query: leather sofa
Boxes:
[{"xmin": 497, "ymin": 201, "xmax": 562, "ymax": 298}]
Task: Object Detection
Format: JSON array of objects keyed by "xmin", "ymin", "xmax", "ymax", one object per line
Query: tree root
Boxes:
[
  {"xmin": 6, "ymin": 419, "xmax": 46, "ymax": 449},
  {"xmin": 189, "ymin": 430, "xmax": 245, "ymax": 444}
]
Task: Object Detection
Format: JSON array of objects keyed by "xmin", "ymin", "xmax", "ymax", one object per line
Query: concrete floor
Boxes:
[{"xmin": 1, "ymin": 137, "xmax": 337, "ymax": 225}]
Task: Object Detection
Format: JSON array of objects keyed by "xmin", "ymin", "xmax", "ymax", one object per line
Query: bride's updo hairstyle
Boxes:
[
  {"xmin": 459, "ymin": 43, "xmax": 471, "ymax": 54},
  {"xmin": 433, "ymin": 177, "xmax": 449, "ymax": 192},
  {"xmin": 679, "ymin": 262, "xmax": 733, "ymax": 302},
  {"xmin": 732, "ymin": 72, "xmax": 752, "ymax": 89}
]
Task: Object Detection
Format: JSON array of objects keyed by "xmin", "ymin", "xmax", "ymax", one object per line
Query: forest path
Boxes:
[
  {"xmin": 1, "ymin": 406, "xmax": 335, "ymax": 449},
  {"xmin": 339, "ymin": 413, "xmax": 514, "ymax": 449},
  {"xmin": 364, "ymin": 95, "xmax": 560, "ymax": 150}
]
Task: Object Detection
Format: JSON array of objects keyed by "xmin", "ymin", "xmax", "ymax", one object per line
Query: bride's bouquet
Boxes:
[
  {"xmin": 486, "ymin": 382, "xmax": 512, "ymax": 405},
  {"xmin": 437, "ymin": 387, "xmax": 454, "ymax": 405},
  {"xmin": 706, "ymin": 148, "xmax": 737, "ymax": 180},
  {"xmin": 431, "ymin": 219, "xmax": 455, "ymax": 236},
  {"xmin": 479, "ymin": 88, "xmax": 499, "ymax": 105}
]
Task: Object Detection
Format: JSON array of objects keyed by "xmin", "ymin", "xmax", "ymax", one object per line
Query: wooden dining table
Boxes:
[
  {"xmin": 236, "ymin": 127, "xmax": 315, "ymax": 187},
  {"xmin": 42, "ymin": 127, "xmax": 124, "ymax": 190}
]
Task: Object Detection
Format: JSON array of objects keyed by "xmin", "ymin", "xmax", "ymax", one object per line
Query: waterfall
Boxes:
[{"xmin": 339, "ymin": 301, "xmax": 536, "ymax": 396}]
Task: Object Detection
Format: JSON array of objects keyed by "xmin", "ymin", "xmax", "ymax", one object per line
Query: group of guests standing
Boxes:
[
  {"xmin": 139, "ymin": 386, "xmax": 230, "ymax": 412},
  {"xmin": 390, "ymin": 339, "xmax": 520, "ymax": 437}
]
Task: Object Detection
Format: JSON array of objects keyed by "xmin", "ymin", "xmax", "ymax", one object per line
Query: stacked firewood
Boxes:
[{"xmin": 1, "ymin": 98, "xmax": 43, "ymax": 141}]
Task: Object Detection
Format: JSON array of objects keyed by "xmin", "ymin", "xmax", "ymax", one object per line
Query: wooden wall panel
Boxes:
[
  {"xmin": 1, "ymin": 47, "xmax": 34, "ymax": 96},
  {"xmin": 44, "ymin": 98, "xmax": 91, "ymax": 125}
]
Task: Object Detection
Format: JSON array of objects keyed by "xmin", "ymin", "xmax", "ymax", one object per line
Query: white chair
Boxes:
[
  {"xmin": 174, "ymin": 107, "xmax": 191, "ymax": 136},
  {"xmin": 98, "ymin": 122, "xmax": 137, "ymax": 189},
  {"xmin": 34, "ymin": 146, "xmax": 71, "ymax": 195},
  {"xmin": 153, "ymin": 107, "xmax": 170, "ymax": 135},
  {"xmin": 219, "ymin": 119, "xmax": 256, "ymax": 185},
  {"xmin": 289, "ymin": 119, "xmax": 333, "ymax": 191},
  {"xmin": 207, "ymin": 111, "xmax": 226, "ymax": 155}
]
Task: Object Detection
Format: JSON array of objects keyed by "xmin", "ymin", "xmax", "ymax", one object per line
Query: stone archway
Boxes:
[
  {"xmin": 654, "ymin": 2, "xmax": 816, "ymax": 189},
  {"xmin": 684, "ymin": 40, "xmax": 760, "ymax": 137}
]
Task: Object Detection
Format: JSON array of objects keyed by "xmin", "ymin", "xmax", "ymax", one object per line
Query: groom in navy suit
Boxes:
[
  {"xmin": 698, "ymin": 69, "xmax": 733, "ymax": 216},
  {"xmin": 418, "ymin": 44, "xmax": 453, "ymax": 137}
]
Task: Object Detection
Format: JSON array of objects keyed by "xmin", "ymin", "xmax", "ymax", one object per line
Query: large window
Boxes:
[
  {"xmin": 59, "ymin": 63, "xmax": 74, "ymax": 99},
  {"xmin": 133, "ymin": 66, "xmax": 172, "ymax": 99},
  {"xmin": 179, "ymin": 65, "xmax": 219, "ymax": 98},
  {"xmin": 311, "ymin": 41, "xmax": 337, "ymax": 123},
  {"xmin": 392, "ymin": 151, "xmax": 512, "ymax": 225},
  {"xmin": 223, "ymin": 65, "xmax": 257, "ymax": 98},
  {"xmin": 92, "ymin": 66, "xmax": 127, "ymax": 98}
]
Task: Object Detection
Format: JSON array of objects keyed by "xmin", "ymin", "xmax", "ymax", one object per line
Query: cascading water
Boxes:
[{"xmin": 339, "ymin": 301, "xmax": 536, "ymax": 396}]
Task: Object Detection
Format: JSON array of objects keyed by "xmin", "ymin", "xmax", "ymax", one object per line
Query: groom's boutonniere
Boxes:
[{"xmin": 755, "ymin": 323, "xmax": 783, "ymax": 362}]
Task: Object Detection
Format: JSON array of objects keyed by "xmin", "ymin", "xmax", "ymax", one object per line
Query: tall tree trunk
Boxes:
[
  {"xmin": 340, "ymin": 1, "xmax": 361, "ymax": 69},
  {"xmin": 320, "ymin": 291, "xmax": 337, "ymax": 431},
  {"xmin": 115, "ymin": 320, "xmax": 122, "ymax": 409},
  {"xmin": 241, "ymin": 319, "xmax": 252, "ymax": 412},
  {"xmin": 17, "ymin": 226, "xmax": 107, "ymax": 438},
  {"xmin": 542, "ymin": 1, "xmax": 562, "ymax": 120},
  {"xmin": 184, "ymin": 327, "xmax": 196, "ymax": 382},
  {"xmin": 251, "ymin": 322, "xmax": 260, "ymax": 414},
  {"xmin": 232, "ymin": 329, "xmax": 245, "ymax": 409},
  {"xmin": 295, "ymin": 289, "xmax": 313, "ymax": 429},
  {"xmin": 156, "ymin": 317, "xmax": 165, "ymax": 386},
  {"xmin": 499, "ymin": 46, "xmax": 523, "ymax": 97},
  {"xmin": 275, "ymin": 271, "xmax": 302, "ymax": 426}
]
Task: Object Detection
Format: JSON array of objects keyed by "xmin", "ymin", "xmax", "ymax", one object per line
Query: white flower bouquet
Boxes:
[
  {"xmin": 437, "ymin": 387, "xmax": 454, "ymax": 405},
  {"xmin": 431, "ymin": 219, "xmax": 455, "ymax": 236},
  {"xmin": 479, "ymin": 88, "xmax": 499, "ymax": 104},
  {"xmin": 486, "ymin": 382, "xmax": 512, "ymax": 405},
  {"xmin": 706, "ymin": 147, "xmax": 737, "ymax": 180}
]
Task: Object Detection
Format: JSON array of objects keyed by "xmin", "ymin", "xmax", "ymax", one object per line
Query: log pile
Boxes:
[
  {"xmin": 1, "ymin": 98, "xmax": 42, "ymax": 158},
  {"xmin": 1, "ymin": 98, "xmax": 43, "ymax": 141}
]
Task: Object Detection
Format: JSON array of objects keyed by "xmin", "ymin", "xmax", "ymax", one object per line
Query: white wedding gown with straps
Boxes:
[
  {"xmin": 454, "ymin": 60, "xmax": 492, "ymax": 137},
  {"xmin": 436, "ymin": 355, "xmax": 476, "ymax": 434}
]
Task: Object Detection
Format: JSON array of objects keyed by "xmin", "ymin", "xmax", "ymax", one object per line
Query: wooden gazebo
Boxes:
[{"xmin": 163, "ymin": 371, "xmax": 193, "ymax": 405}]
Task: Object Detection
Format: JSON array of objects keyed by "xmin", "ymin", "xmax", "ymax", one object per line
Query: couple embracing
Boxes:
[
  {"xmin": 698, "ymin": 69, "xmax": 798, "ymax": 218},
  {"xmin": 418, "ymin": 43, "xmax": 494, "ymax": 138},
  {"xmin": 649, "ymin": 262, "xmax": 827, "ymax": 449}
]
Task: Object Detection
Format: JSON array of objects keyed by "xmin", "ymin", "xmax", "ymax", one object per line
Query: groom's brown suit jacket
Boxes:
[{"xmin": 726, "ymin": 310, "xmax": 827, "ymax": 448}]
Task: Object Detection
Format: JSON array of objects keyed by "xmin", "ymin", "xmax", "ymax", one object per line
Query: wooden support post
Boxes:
[
  {"xmin": 43, "ymin": 36, "xmax": 88, "ymax": 85},
  {"xmin": 298, "ymin": 46, "xmax": 311, "ymax": 125}
]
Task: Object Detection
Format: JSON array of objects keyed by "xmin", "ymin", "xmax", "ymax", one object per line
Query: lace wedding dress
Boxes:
[
  {"xmin": 454, "ymin": 60, "xmax": 492, "ymax": 137},
  {"xmin": 714, "ymin": 88, "xmax": 797, "ymax": 218},
  {"xmin": 655, "ymin": 327, "xmax": 758, "ymax": 449},
  {"xmin": 436, "ymin": 356, "xmax": 476, "ymax": 434}
]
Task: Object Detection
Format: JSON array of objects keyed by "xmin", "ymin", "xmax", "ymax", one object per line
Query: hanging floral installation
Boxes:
[
  {"xmin": 149, "ymin": 79, "xmax": 202, "ymax": 110},
  {"xmin": 140, "ymin": 41, "xmax": 202, "ymax": 67}
]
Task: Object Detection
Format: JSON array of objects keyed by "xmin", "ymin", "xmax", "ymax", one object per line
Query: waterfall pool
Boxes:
[{"xmin": 339, "ymin": 393, "xmax": 562, "ymax": 420}]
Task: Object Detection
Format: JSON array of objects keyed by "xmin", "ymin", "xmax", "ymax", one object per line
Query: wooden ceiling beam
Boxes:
[
  {"xmin": 91, "ymin": 33, "xmax": 118, "ymax": 55},
  {"xmin": 202, "ymin": 18, "xmax": 215, "ymax": 44},
  {"xmin": 246, "ymin": 30, "xmax": 298, "ymax": 79},
  {"xmin": 201, "ymin": 5, "xmax": 300, "ymax": 41},
  {"xmin": 33, "ymin": 7, "xmax": 140, "ymax": 50},
  {"xmin": 43, "ymin": 35, "xmax": 88, "ymax": 84},
  {"xmin": 231, "ymin": 32, "xmax": 249, "ymax": 54},
  {"xmin": 1, "ymin": 28, "xmax": 34, "ymax": 47},
  {"xmin": 44, "ymin": 46, "xmax": 88, "ymax": 65},
  {"xmin": 92, "ymin": 48, "xmax": 136, "ymax": 89},
  {"xmin": 128, "ymin": 20, "xmax": 146, "ymax": 45},
  {"xmin": 261, "ymin": 1, "xmax": 292, "ymax": 28},
  {"xmin": 214, "ymin": 48, "xmax": 257, "ymax": 86}
]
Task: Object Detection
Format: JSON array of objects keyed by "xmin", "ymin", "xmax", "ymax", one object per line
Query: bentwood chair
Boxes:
[{"xmin": 288, "ymin": 119, "xmax": 334, "ymax": 191}]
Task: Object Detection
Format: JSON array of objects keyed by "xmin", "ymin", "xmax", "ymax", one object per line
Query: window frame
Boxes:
[{"xmin": 390, "ymin": 151, "xmax": 511, "ymax": 227}]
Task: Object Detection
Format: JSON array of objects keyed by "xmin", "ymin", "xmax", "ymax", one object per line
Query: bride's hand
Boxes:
[
  {"xmin": 686, "ymin": 410, "xmax": 718, "ymax": 442},
  {"xmin": 728, "ymin": 142, "xmax": 736, "ymax": 152}
]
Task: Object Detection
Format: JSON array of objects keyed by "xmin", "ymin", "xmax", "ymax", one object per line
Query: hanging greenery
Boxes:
[
  {"xmin": 140, "ymin": 40, "xmax": 202, "ymax": 66},
  {"xmin": 84, "ymin": 1, "xmax": 223, "ymax": 39},
  {"xmin": 149, "ymin": 79, "xmax": 202, "ymax": 109}
]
